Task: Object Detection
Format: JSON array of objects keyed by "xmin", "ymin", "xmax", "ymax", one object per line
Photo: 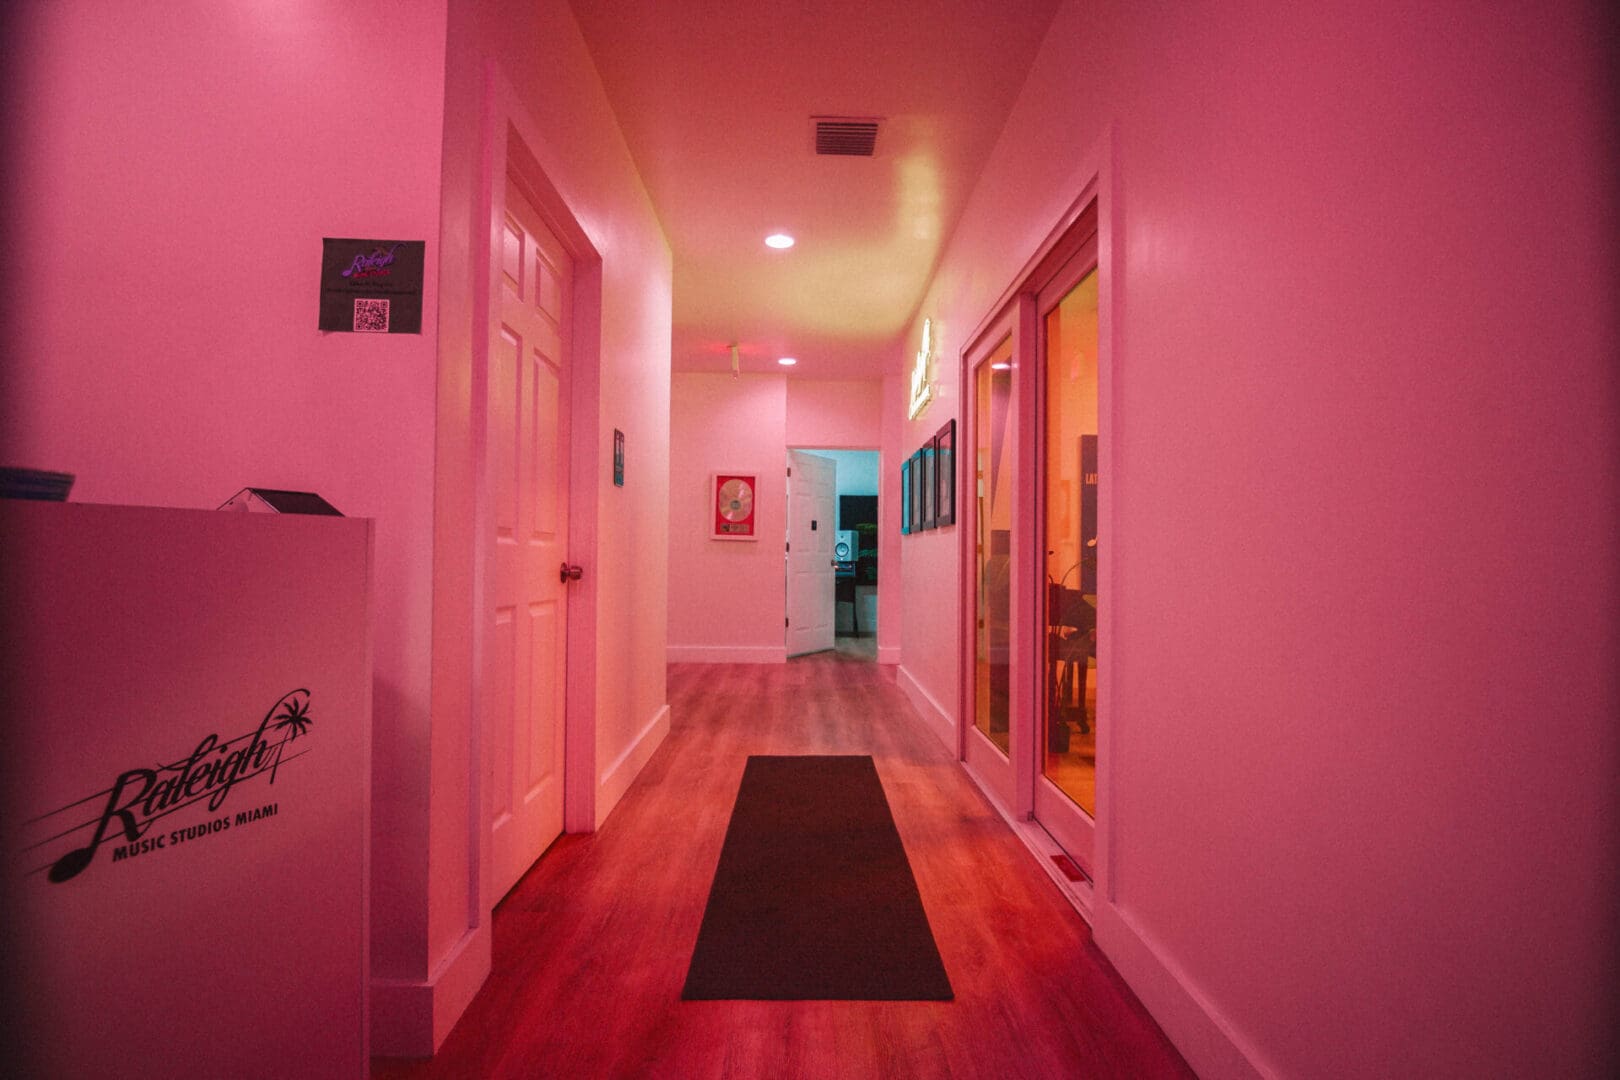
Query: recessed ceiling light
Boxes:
[
  {"xmin": 778, "ymin": 357, "xmax": 798, "ymax": 366},
  {"xmin": 765, "ymin": 233, "xmax": 795, "ymax": 249}
]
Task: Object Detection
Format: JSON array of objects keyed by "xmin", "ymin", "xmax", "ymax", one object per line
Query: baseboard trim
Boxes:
[
  {"xmin": 596, "ymin": 703, "xmax": 671, "ymax": 828},
  {"xmin": 369, "ymin": 920, "xmax": 492, "ymax": 1058},
  {"xmin": 877, "ymin": 644, "xmax": 900, "ymax": 665},
  {"xmin": 1092, "ymin": 902, "xmax": 1272, "ymax": 1080},
  {"xmin": 896, "ymin": 664, "xmax": 954, "ymax": 754},
  {"xmin": 666, "ymin": 645, "xmax": 787, "ymax": 664}
]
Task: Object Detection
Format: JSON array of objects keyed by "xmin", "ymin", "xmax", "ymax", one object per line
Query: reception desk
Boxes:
[{"xmin": 1, "ymin": 502, "xmax": 373, "ymax": 1078}]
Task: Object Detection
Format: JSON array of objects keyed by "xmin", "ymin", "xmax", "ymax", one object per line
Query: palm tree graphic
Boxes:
[{"xmin": 273, "ymin": 694, "xmax": 314, "ymax": 740}]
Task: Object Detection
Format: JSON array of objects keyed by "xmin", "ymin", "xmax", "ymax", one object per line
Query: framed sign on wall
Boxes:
[
  {"xmin": 711, "ymin": 473, "xmax": 758, "ymax": 540},
  {"xmin": 318, "ymin": 238, "xmax": 426, "ymax": 334},
  {"xmin": 909, "ymin": 449, "xmax": 927, "ymax": 532},
  {"xmin": 920, "ymin": 443, "xmax": 936, "ymax": 530},
  {"xmin": 900, "ymin": 456, "xmax": 913, "ymax": 535},
  {"xmin": 934, "ymin": 418, "xmax": 956, "ymax": 527}
]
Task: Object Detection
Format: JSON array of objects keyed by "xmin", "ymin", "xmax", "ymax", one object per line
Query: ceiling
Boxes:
[{"xmin": 569, "ymin": 0, "xmax": 1063, "ymax": 381}]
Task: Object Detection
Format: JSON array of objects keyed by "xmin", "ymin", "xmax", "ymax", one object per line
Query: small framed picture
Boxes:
[
  {"xmin": 711, "ymin": 473, "xmax": 758, "ymax": 540},
  {"xmin": 934, "ymin": 418, "xmax": 955, "ymax": 527},
  {"xmin": 920, "ymin": 442, "xmax": 937, "ymax": 530},
  {"xmin": 613, "ymin": 429, "xmax": 625, "ymax": 487},
  {"xmin": 909, "ymin": 449, "xmax": 927, "ymax": 533},
  {"xmin": 900, "ymin": 456, "xmax": 912, "ymax": 535}
]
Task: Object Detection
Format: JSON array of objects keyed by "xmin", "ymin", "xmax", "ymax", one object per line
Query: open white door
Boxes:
[{"xmin": 786, "ymin": 450, "xmax": 836, "ymax": 657}]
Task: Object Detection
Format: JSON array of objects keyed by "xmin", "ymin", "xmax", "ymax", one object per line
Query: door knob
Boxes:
[{"xmin": 560, "ymin": 563, "xmax": 583, "ymax": 583}]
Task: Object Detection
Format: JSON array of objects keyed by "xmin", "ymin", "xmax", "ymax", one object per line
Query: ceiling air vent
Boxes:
[{"xmin": 813, "ymin": 117, "xmax": 880, "ymax": 157}]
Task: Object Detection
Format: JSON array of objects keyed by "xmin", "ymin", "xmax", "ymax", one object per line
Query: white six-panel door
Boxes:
[
  {"xmin": 487, "ymin": 176, "xmax": 572, "ymax": 900},
  {"xmin": 786, "ymin": 450, "xmax": 836, "ymax": 657}
]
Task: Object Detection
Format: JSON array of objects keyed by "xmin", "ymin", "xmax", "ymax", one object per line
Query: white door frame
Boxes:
[
  {"xmin": 958, "ymin": 308, "xmax": 1024, "ymax": 815},
  {"xmin": 785, "ymin": 449, "xmax": 837, "ymax": 656},
  {"xmin": 953, "ymin": 126, "xmax": 1118, "ymax": 901},
  {"xmin": 472, "ymin": 67, "xmax": 605, "ymax": 917},
  {"xmin": 784, "ymin": 446, "xmax": 884, "ymax": 657}
]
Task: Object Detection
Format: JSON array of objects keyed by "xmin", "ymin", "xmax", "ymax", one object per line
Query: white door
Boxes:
[
  {"xmin": 487, "ymin": 176, "xmax": 571, "ymax": 900},
  {"xmin": 786, "ymin": 450, "xmax": 836, "ymax": 657}
]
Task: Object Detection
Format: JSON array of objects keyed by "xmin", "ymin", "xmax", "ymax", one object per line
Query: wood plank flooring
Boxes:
[{"xmin": 372, "ymin": 652, "xmax": 1193, "ymax": 1079}]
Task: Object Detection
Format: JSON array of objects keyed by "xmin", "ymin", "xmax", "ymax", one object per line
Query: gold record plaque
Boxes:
[{"xmin": 711, "ymin": 473, "xmax": 758, "ymax": 540}]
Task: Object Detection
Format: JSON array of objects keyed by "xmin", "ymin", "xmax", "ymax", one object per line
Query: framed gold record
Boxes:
[{"xmin": 710, "ymin": 473, "xmax": 758, "ymax": 540}]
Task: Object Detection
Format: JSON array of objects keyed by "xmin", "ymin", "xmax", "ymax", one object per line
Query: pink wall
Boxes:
[
  {"xmin": 668, "ymin": 375, "xmax": 789, "ymax": 662},
  {"xmin": 900, "ymin": 1, "xmax": 1619, "ymax": 1076},
  {"xmin": 3, "ymin": 0, "xmax": 449, "ymax": 1051},
  {"xmin": 668, "ymin": 373, "xmax": 885, "ymax": 662},
  {"xmin": 785, "ymin": 378, "xmax": 884, "ymax": 448},
  {"xmin": 465, "ymin": 0, "xmax": 674, "ymax": 827},
  {"xmin": 5, "ymin": 0, "xmax": 673, "ymax": 1058},
  {"xmin": 895, "ymin": 319, "xmax": 961, "ymax": 721},
  {"xmin": 414, "ymin": 0, "xmax": 673, "ymax": 1054},
  {"xmin": 877, "ymin": 374, "xmax": 906, "ymax": 665}
]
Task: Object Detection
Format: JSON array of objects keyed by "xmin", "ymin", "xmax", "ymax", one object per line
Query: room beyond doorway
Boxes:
[
  {"xmin": 792, "ymin": 449, "xmax": 879, "ymax": 659},
  {"xmin": 835, "ymin": 635, "xmax": 877, "ymax": 662}
]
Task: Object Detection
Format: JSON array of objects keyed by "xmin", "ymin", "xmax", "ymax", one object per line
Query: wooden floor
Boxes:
[{"xmin": 373, "ymin": 651, "xmax": 1193, "ymax": 1080}]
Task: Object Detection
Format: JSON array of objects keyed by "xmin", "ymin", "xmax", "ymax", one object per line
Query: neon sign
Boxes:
[{"xmin": 908, "ymin": 318, "xmax": 935, "ymax": 420}]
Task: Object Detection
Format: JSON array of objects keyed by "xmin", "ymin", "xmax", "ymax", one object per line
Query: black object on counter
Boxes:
[{"xmin": 218, "ymin": 488, "xmax": 343, "ymax": 516}]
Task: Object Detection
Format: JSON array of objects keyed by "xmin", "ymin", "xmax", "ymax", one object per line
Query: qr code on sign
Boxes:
[{"xmin": 353, "ymin": 298, "xmax": 390, "ymax": 333}]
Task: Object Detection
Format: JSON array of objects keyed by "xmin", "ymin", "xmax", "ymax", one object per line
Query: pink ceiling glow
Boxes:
[{"xmin": 569, "ymin": 0, "xmax": 1063, "ymax": 379}]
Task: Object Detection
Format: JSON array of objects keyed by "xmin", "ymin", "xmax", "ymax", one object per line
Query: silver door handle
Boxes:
[{"xmin": 560, "ymin": 563, "xmax": 583, "ymax": 583}]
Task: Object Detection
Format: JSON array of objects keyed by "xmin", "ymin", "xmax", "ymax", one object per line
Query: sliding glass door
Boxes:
[
  {"xmin": 958, "ymin": 203, "xmax": 1101, "ymax": 874},
  {"xmin": 1035, "ymin": 252, "xmax": 1099, "ymax": 867},
  {"xmin": 962, "ymin": 320, "xmax": 1018, "ymax": 810}
]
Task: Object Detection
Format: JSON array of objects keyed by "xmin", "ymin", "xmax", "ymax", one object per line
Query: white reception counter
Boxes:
[{"xmin": 2, "ymin": 501, "xmax": 373, "ymax": 1078}]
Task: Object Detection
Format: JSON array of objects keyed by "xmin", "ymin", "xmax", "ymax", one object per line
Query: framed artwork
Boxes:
[
  {"xmin": 900, "ymin": 456, "xmax": 912, "ymax": 535},
  {"xmin": 934, "ymin": 418, "xmax": 956, "ymax": 527},
  {"xmin": 711, "ymin": 473, "xmax": 757, "ymax": 540},
  {"xmin": 909, "ymin": 449, "xmax": 926, "ymax": 533},
  {"xmin": 920, "ymin": 442, "xmax": 936, "ymax": 530},
  {"xmin": 613, "ymin": 429, "xmax": 625, "ymax": 487}
]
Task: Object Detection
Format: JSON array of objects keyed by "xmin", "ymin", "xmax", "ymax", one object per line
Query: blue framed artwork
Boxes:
[
  {"xmin": 909, "ymin": 449, "xmax": 927, "ymax": 532},
  {"xmin": 900, "ymin": 455, "xmax": 912, "ymax": 535}
]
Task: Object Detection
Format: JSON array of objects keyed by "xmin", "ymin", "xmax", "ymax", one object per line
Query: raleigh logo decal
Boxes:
[
  {"xmin": 24, "ymin": 689, "xmax": 317, "ymax": 884},
  {"xmin": 341, "ymin": 243, "xmax": 402, "ymax": 279}
]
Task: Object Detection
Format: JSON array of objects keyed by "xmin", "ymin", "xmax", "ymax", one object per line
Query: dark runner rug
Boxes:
[{"xmin": 682, "ymin": 754, "xmax": 953, "ymax": 1000}]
